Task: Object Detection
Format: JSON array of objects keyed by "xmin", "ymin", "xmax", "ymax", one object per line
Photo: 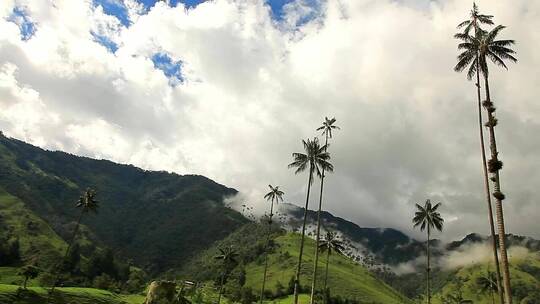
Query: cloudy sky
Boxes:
[{"xmin": 0, "ymin": 0, "xmax": 539, "ymax": 241}]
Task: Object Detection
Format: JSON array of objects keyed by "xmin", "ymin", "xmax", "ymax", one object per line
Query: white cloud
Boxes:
[{"xmin": 0, "ymin": 0, "xmax": 539, "ymax": 242}]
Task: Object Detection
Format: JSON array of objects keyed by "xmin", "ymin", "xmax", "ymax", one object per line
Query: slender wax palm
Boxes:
[
  {"xmin": 413, "ymin": 199, "xmax": 444, "ymax": 304},
  {"xmin": 214, "ymin": 245, "xmax": 238, "ymax": 304},
  {"xmin": 260, "ymin": 185, "xmax": 284, "ymax": 304},
  {"xmin": 51, "ymin": 188, "xmax": 99, "ymax": 293},
  {"xmin": 454, "ymin": 4, "xmax": 503, "ymax": 303},
  {"xmin": 318, "ymin": 231, "xmax": 345, "ymax": 303},
  {"xmin": 288, "ymin": 138, "xmax": 333, "ymax": 304},
  {"xmin": 456, "ymin": 24, "xmax": 517, "ymax": 304},
  {"xmin": 310, "ymin": 117, "xmax": 340, "ymax": 304}
]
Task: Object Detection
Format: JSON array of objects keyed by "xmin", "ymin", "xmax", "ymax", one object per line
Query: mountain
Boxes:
[
  {"xmin": 0, "ymin": 133, "xmax": 247, "ymax": 273},
  {"xmin": 278, "ymin": 203, "xmax": 425, "ymax": 264}
]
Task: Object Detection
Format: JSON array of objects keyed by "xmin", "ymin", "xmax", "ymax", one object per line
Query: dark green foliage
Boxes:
[
  {"xmin": 0, "ymin": 135, "xmax": 247, "ymax": 274},
  {"xmin": 0, "ymin": 238, "xmax": 21, "ymax": 266}
]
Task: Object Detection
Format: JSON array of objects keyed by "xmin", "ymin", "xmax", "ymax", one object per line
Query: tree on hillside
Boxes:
[
  {"xmin": 454, "ymin": 4, "xmax": 504, "ymax": 303},
  {"xmin": 214, "ymin": 245, "xmax": 239, "ymax": 304},
  {"xmin": 51, "ymin": 188, "xmax": 99, "ymax": 293},
  {"xmin": 318, "ymin": 231, "xmax": 345, "ymax": 304},
  {"xmin": 413, "ymin": 199, "xmax": 444, "ymax": 304},
  {"xmin": 288, "ymin": 138, "xmax": 333, "ymax": 304},
  {"xmin": 477, "ymin": 270, "xmax": 498, "ymax": 304},
  {"xmin": 455, "ymin": 22, "xmax": 517, "ymax": 304},
  {"xmin": 311, "ymin": 117, "xmax": 340, "ymax": 304},
  {"xmin": 18, "ymin": 263, "xmax": 40, "ymax": 290},
  {"xmin": 260, "ymin": 185, "xmax": 284, "ymax": 304}
]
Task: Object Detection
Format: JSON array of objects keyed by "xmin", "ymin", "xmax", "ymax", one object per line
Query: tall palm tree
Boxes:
[
  {"xmin": 455, "ymin": 4, "xmax": 504, "ymax": 303},
  {"xmin": 310, "ymin": 117, "xmax": 340, "ymax": 304},
  {"xmin": 214, "ymin": 245, "xmax": 238, "ymax": 304},
  {"xmin": 455, "ymin": 24, "xmax": 517, "ymax": 304},
  {"xmin": 288, "ymin": 138, "xmax": 333, "ymax": 304},
  {"xmin": 413, "ymin": 199, "xmax": 444, "ymax": 304},
  {"xmin": 318, "ymin": 231, "xmax": 345, "ymax": 303},
  {"xmin": 260, "ymin": 185, "xmax": 284, "ymax": 304},
  {"xmin": 51, "ymin": 188, "xmax": 99, "ymax": 293}
]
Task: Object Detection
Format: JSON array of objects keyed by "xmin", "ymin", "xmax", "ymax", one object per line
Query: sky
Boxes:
[{"xmin": 0, "ymin": 0, "xmax": 539, "ymax": 242}]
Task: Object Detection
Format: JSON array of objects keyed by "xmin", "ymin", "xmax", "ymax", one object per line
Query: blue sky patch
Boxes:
[
  {"xmin": 91, "ymin": 31, "xmax": 119, "ymax": 53},
  {"xmin": 136, "ymin": 0, "xmax": 206, "ymax": 11},
  {"xmin": 266, "ymin": 0, "xmax": 295, "ymax": 19},
  {"xmin": 93, "ymin": 0, "xmax": 131, "ymax": 27},
  {"xmin": 8, "ymin": 7, "xmax": 37, "ymax": 41},
  {"xmin": 267, "ymin": 0, "xmax": 322, "ymax": 25},
  {"xmin": 151, "ymin": 53, "xmax": 184, "ymax": 85}
]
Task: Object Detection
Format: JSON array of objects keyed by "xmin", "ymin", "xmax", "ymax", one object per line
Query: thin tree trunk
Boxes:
[
  {"xmin": 50, "ymin": 209, "xmax": 85, "ymax": 294},
  {"xmin": 426, "ymin": 226, "xmax": 430, "ymax": 304},
  {"xmin": 294, "ymin": 168, "xmax": 314, "ymax": 304},
  {"xmin": 482, "ymin": 74, "xmax": 512, "ymax": 304},
  {"xmin": 475, "ymin": 54, "xmax": 504, "ymax": 304},
  {"xmin": 310, "ymin": 135, "xmax": 329, "ymax": 304},
  {"xmin": 260, "ymin": 199, "xmax": 275, "ymax": 304},
  {"xmin": 323, "ymin": 249, "xmax": 330, "ymax": 301},
  {"xmin": 217, "ymin": 271, "xmax": 226, "ymax": 304},
  {"xmin": 23, "ymin": 276, "xmax": 28, "ymax": 289}
]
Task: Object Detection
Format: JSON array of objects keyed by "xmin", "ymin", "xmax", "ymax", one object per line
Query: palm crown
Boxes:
[
  {"xmin": 457, "ymin": 2, "xmax": 493, "ymax": 36},
  {"xmin": 455, "ymin": 25, "xmax": 517, "ymax": 79},
  {"xmin": 264, "ymin": 185, "xmax": 284, "ymax": 204},
  {"xmin": 318, "ymin": 231, "xmax": 345, "ymax": 255},
  {"xmin": 214, "ymin": 246, "xmax": 238, "ymax": 266},
  {"xmin": 316, "ymin": 117, "xmax": 340, "ymax": 139},
  {"xmin": 413, "ymin": 199, "xmax": 444, "ymax": 232},
  {"xmin": 76, "ymin": 188, "xmax": 99, "ymax": 213},
  {"xmin": 288, "ymin": 138, "xmax": 333, "ymax": 182}
]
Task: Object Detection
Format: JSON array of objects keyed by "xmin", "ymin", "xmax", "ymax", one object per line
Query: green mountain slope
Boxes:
[
  {"xmin": 0, "ymin": 187, "xmax": 67, "ymax": 267},
  {"xmin": 0, "ymin": 134, "xmax": 247, "ymax": 273},
  {"xmin": 245, "ymin": 233, "xmax": 412, "ymax": 304},
  {"xmin": 431, "ymin": 251, "xmax": 540, "ymax": 303},
  {"xmin": 182, "ymin": 222, "xmax": 412, "ymax": 304}
]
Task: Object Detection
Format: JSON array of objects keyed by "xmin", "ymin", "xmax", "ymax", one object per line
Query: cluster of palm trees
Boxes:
[
  {"xmin": 287, "ymin": 117, "xmax": 340, "ymax": 304},
  {"xmin": 454, "ymin": 3, "xmax": 517, "ymax": 304},
  {"xmin": 253, "ymin": 117, "xmax": 343, "ymax": 304}
]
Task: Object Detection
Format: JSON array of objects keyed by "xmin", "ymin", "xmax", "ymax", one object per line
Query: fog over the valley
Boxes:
[{"xmin": 1, "ymin": 0, "xmax": 539, "ymax": 241}]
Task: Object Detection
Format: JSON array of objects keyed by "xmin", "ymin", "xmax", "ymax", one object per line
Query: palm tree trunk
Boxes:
[
  {"xmin": 426, "ymin": 225, "xmax": 430, "ymax": 304},
  {"xmin": 323, "ymin": 249, "xmax": 330, "ymax": 303},
  {"xmin": 482, "ymin": 74, "xmax": 512, "ymax": 304},
  {"xmin": 294, "ymin": 168, "xmax": 314, "ymax": 304},
  {"xmin": 310, "ymin": 135, "xmax": 329, "ymax": 304},
  {"xmin": 475, "ymin": 55, "xmax": 504, "ymax": 304},
  {"xmin": 260, "ymin": 199, "xmax": 275, "ymax": 304},
  {"xmin": 50, "ymin": 209, "xmax": 85, "ymax": 293},
  {"xmin": 217, "ymin": 271, "xmax": 226, "ymax": 304}
]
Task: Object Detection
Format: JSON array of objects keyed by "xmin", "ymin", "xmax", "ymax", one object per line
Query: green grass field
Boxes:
[
  {"xmin": 243, "ymin": 233, "xmax": 412, "ymax": 304},
  {"xmin": 0, "ymin": 284, "xmax": 145, "ymax": 304}
]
